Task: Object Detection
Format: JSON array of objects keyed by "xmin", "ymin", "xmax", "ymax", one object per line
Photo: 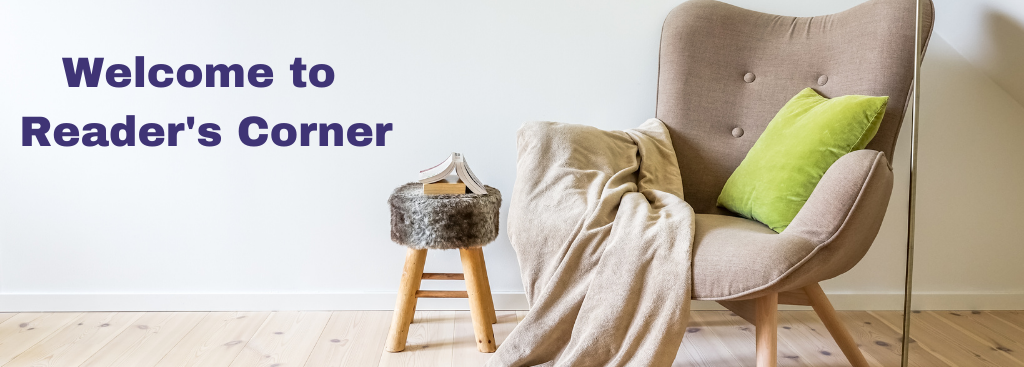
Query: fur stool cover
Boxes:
[{"xmin": 388, "ymin": 182, "xmax": 501, "ymax": 250}]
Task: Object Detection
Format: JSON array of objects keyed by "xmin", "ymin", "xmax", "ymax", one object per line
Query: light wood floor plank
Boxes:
[
  {"xmin": 915, "ymin": 311, "xmax": 1024, "ymax": 366},
  {"xmin": 689, "ymin": 310, "xmax": 807, "ymax": 366},
  {"xmin": 776, "ymin": 311, "xmax": 851, "ymax": 367},
  {"xmin": 858, "ymin": 311, "xmax": 952, "ymax": 367},
  {"xmin": 377, "ymin": 311, "xmax": 455, "ymax": 367},
  {"xmin": 2, "ymin": 310, "xmax": 1022, "ymax": 367},
  {"xmin": 838, "ymin": 311, "xmax": 915, "ymax": 366},
  {"xmin": 0, "ymin": 313, "xmax": 17, "ymax": 325},
  {"xmin": 992, "ymin": 310, "xmax": 1024, "ymax": 328},
  {"xmin": 771, "ymin": 311, "xmax": 817, "ymax": 366},
  {"xmin": 3, "ymin": 312, "xmax": 144, "ymax": 367},
  {"xmin": 304, "ymin": 311, "xmax": 393, "ymax": 367},
  {"xmin": 784, "ymin": 311, "xmax": 887, "ymax": 367},
  {"xmin": 874, "ymin": 310, "xmax": 1008, "ymax": 366},
  {"xmin": 152, "ymin": 312, "xmax": 271, "ymax": 367},
  {"xmin": 935, "ymin": 311, "xmax": 1024, "ymax": 362},
  {"xmin": 226, "ymin": 311, "xmax": 332, "ymax": 367},
  {"xmin": 452, "ymin": 311, "xmax": 519, "ymax": 367},
  {"xmin": 990, "ymin": 311, "xmax": 1024, "ymax": 334},
  {"xmin": 681, "ymin": 311, "xmax": 749, "ymax": 366},
  {"xmin": 79, "ymin": 312, "xmax": 208, "ymax": 367},
  {"xmin": 673, "ymin": 320, "xmax": 706, "ymax": 367},
  {"xmin": 0, "ymin": 313, "xmax": 83, "ymax": 365}
]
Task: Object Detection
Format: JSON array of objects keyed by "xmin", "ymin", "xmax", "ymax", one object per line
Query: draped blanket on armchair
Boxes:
[{"xmin": 488, "ymin": 118, "xmax": 694, "ymax": 367}]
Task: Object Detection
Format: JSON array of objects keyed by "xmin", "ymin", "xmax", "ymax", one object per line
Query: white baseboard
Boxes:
[{"xmin": 1, "ymin": 292, "xmax": 1021, "ymax": 312}]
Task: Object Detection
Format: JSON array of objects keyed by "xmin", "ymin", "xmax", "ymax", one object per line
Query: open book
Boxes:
[{"xmin": 418, "ymin": 152, "xmax": 487, "ymax": 194}]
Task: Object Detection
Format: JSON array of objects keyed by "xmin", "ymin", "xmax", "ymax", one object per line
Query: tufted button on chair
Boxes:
[{"xmin": 657, "ymin": 0, "xmax": 934, "ymax": 366}]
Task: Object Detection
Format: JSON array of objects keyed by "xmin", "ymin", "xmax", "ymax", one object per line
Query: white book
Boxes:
[{"xmin": 418, "ymin": 152, "xmax": 488, "ymax": 194}]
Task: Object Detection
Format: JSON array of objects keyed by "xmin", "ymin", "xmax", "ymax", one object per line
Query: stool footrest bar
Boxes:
[
  {"xmin": 422, "ymin": 273, "xmax": 465, "ymax": 280},
  {"xmin": 416, "ymin": 290, "xmax": 469, "ymax": 298}
]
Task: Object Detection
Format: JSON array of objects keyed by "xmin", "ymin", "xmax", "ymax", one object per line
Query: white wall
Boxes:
[
  {"xmin": 0, "ymin": 0, "xmax": 1021, "ymax": 311},
  {"xmin": 931, "ymin": 0, "xmax": 1024, "ymax": 106},
  {"xmin": 912, "ymin": 1, "xmax": 1024, "ymax": 309}
]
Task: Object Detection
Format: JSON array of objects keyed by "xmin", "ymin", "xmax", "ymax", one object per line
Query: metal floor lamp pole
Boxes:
[{"xmin": 901, "ymin": 0, "xmax": 924, "ymax": 366}]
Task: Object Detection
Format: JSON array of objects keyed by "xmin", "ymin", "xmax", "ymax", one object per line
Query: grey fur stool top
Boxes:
[
  {"xmin": 388, "ymin": 182, "xmax": 501, "ymax": 250},
  {"xmin": 385, "ymin": 182, "xmax": 502, "ymax": 353}
]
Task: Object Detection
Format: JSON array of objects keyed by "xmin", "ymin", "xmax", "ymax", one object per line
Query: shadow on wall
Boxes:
[{"xmin": 983, "ymin": 10, "xmax": 1024, "ymax": 109}]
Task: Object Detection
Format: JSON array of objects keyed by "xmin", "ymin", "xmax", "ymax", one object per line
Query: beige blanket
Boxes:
[{"xmin": 487, "ymin": 119, "xmax": 695, "ymax": 367}]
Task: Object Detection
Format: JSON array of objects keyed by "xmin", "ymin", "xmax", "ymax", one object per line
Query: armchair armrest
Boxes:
[
  {"xmin": 779, "ymin": 149, "xmax": 895, "ymax": 285},
  {"xmin": 787, "ymin": 149, "xmax": 893, "ymax": 241}
]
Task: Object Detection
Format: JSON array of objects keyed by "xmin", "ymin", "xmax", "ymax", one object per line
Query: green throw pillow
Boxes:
[{"xmin": 717, "ymin": 87, "xmax": 888, "ymax": 232}]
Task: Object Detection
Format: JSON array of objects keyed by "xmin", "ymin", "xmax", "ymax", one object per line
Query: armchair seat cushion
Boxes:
[{"xmin": 692, "ymin": 214, "xmax": 817, "ymax": 300}]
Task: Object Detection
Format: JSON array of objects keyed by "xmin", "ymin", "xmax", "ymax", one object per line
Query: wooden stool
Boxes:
[
  {"xmin": 385, "ymin": 182, "xmax": 502, "ymax": 353},
  {"xmin": 385, "ymin": 247, "xmax": 497, "ymax": 353}
]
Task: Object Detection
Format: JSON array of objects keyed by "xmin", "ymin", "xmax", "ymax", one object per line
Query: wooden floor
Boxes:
[{"xmin": 0, "ymin": 310, "xmax": 1021, "ymax": 366}]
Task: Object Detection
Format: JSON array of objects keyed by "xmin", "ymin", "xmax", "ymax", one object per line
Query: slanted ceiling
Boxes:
[{"xmin": 932, "ymin": 0, "xmax": 1024, "ymax": 108}]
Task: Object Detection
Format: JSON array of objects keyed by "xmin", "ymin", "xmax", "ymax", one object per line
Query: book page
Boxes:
[
  {"xmin": 418, "ymin": 152, "xmax": 457, "ymax": 183},
  {"xmin": 456, "ymin": 156, "xmax": 487, "ymax": 194}
]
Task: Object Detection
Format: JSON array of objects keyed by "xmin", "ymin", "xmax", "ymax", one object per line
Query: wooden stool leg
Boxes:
[
  {"xmin": 755, "ymin": 292, "xmax": 778, "ymax": 367},
  {"xmin": 405, "ymin": 298, "xmax": 419, "ymax": 326},
  {"xmin": 385, "ymin": 248, "xmax": 427, "ymax": 353},
  {"xmin": 474, "ymin": 249, "xmax": 498, "ymax": 324},
  {"xmin": 804, "ymin": 284, "xmax": 870, "ymax": 367},
  {"xmin": 460, "ymin": 247, "xmax": 496, "ymax": 353}
]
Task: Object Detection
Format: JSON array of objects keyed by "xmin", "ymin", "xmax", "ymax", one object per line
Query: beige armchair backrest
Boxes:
[{"xmin": 656, "ymin": 0, "xmax": 934, "ymax": 215}]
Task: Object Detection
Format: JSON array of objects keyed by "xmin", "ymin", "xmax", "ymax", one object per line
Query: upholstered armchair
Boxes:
[{"xmin": 658, "ymin": 0, "xmax": 933, "ymax": 366}]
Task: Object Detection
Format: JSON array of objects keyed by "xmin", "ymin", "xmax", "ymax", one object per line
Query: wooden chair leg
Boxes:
[
  {"xmin": 460, "ymin": 247, "xmax": 497, "ymax": 353},
  {"xmin": 804, "ymin": 283, "xmax": 869, "ymax": 367},
  {"xmin": 385, "ymin": 248, "xmax": 427, "ymax": 353},
  {"xmin": 474, "ymin": 249, "xmax": 498, "ymax": 324},
  {"xmin": 755, "ymin": 292, "xmax": 778, "ymax": 367}
]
